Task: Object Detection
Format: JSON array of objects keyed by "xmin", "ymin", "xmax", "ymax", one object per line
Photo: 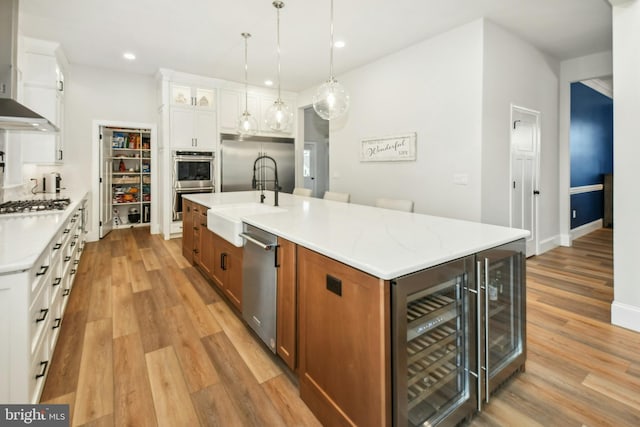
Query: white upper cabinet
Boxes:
[
  {"xmin": 168, "ymin": 83, "xmax": 217, "ymax": 149},
  {"xmin": 170, "ymin": 107, "xmax": 217, "ymax": 149},
  {"xmin": 170, "ymin": 84, "xmax": 214, "ymax": 109},
  {"xmin": 219, "ymin": 88, "xmax": 294, "ymax": 137},
  {"xmin": 19, "ymin": 37, "xmax": 66, "ymax": 164}
]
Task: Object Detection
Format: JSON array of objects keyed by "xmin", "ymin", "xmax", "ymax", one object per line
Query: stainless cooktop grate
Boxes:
[{"xmin": 0, "ymin": 198, "xmax": 71, "ymax": 215}]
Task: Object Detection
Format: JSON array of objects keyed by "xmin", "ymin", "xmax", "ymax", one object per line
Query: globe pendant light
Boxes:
[
  {"xmin": 237, "ymin": 32, "xmax": 258, "ymax": 137},
  {"xmin": 313, "ymin": 0, "xmax": 349, "ymax": 120},
  {"xmin": 264, "ymin": 1, "xmax": 292, "ymax": 132}
]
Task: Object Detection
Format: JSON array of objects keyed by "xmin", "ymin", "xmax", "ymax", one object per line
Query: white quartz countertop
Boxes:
[
  {"xmin": 185, "ymin": 191, "xmax": 529, "ymax": 280},
  {"xmin": 0, "ymin": 192, "xmax": 87, "ymax": 275}
]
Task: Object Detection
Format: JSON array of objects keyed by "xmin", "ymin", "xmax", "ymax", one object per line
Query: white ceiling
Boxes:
[{"xmin": 18, "ymin": 0, "xmax": 612, "ymax": 92}]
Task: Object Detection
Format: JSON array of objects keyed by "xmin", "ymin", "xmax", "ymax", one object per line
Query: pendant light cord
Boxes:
[
  {"xmin": 329, "ymin": 0, "xmax": 334, "ymax": 80},
  {"xmin": 243, "ymin": 33, "xmax": 250, "ymax": 114},
  {"xmin": 276, "ymin": 3, "xmax": 282, "ymax": 102}
]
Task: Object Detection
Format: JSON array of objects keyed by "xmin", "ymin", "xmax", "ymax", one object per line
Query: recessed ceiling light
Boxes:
[
  {"xmin": 264, "ymin": 80, "xmax": 273, "ymax": 87},
  {"xmin": 334, "ymin": 40, "xmax": 346, "ymax": 48},
  {"xmin": 123, "ymin": 52, "xmax": 136, "ymax": 61}
]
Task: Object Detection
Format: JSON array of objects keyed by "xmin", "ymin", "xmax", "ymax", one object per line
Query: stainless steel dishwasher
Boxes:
[{"xmin": 239, "ymin": 223, "xmax": 278, "ymax": 352}]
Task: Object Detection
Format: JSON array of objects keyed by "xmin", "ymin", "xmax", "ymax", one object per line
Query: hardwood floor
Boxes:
[
  {"xmin": 40, "ymin": 227, "xmax": 640, "ymax": 426},
  {"xmin": 471, "ymin": 228, "xmax": 640, "ymax": 427}
]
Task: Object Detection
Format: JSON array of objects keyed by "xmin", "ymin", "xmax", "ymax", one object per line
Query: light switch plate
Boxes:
[{"xmin": 453, "ymin": 173, "xmax": 468, "ymax": 185}]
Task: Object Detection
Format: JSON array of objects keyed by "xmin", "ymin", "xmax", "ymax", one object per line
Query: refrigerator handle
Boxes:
[
  {"xmin": 476, "ymin": 260, "xmax": 483, "ymax": 411},
  {"xmin": 484, "ymin": 257, "xmax": 490, "ymax": 403}
]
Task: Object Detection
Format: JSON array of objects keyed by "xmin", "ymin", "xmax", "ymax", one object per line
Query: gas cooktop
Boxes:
[{"xmin": 0, "ymin": 198, "xmax": 71, "ymax": 215}]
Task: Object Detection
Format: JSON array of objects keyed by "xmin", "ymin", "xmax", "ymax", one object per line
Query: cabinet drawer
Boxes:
[
  {"xmin": 29, "ymin": 278, "xmax": 51, "ymax": 355},
  {"xmin": 48, "ymin": 291, "xmax": 64, "ymax": 355},
  {"xmin": 29, "ymin": 333, "xmax": 50, "ymax": 404},
  {"xmin": 29, "ymin": 249, "xmax": 51, "ymax": 300}
]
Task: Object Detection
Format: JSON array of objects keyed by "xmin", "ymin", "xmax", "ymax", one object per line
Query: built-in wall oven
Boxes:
[{"xmin": 172, "ymin": 151, "xmax": 214, "ymax": 220}]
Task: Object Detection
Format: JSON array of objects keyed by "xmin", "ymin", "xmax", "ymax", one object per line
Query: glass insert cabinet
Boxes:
[{"xmin": 392, "ymin": 239, "xmax": 525, "ymax": 426}]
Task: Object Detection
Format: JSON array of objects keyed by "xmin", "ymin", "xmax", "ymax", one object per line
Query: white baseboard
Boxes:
[
  {"xmin": 611, "ymin": 301, "xmax": 640, "ymax": 333},
  {"xmin": 559, "ymin": 233, "xmax": 572, "ymax": 247},
  {"xmin": 538, "ymin": 235, "xmax": 560, "ymax": 255},
  {"xmin": 570, "ymin": 219, "xmax": 603, "ymax": 240}
]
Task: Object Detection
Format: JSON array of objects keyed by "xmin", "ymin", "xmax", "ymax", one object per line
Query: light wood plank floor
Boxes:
[{"xmin": 40, "ymin": 227, "xmax": 640, "ymax": 426}]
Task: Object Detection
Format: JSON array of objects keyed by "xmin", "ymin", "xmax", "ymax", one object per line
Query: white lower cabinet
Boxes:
[{"xmin": 0, "ymin": 199, "xmax": 87, "ymax": 403}]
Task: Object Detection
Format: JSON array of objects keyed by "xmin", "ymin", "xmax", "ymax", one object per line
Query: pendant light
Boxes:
[
  {"xmin": 313, "ymin": 0, "xmax": 349, "ymax": 120},
  {"xmin": 264, "ymin": 0, "xmax": 292, "ymax": 132},
  {"xmin": 238, "ymin": 32, "xmax": 258, "ymax": 136}
]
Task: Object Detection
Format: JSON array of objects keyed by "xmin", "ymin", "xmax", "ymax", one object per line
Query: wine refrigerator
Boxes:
[{"xmin": 392, "ymin": 239, "xmax": 525, "ymax": 426}]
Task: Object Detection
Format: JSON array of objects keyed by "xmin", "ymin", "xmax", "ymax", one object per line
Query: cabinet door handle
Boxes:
[
  {"xmin": 221, "ymin": 253, "xmax": 228, "ymax": 271},
  {"xmin": 274, "ymin": 245, "xmax": 280, "ymax": 268},
  {"xmin": 52, "ymin": 318, "xmax": 62, "ymax": 329},
  {"xmin": 58, "ymin": 150, "xmax": 63, "ymax": 161},
  {"xmin": 71, "ymin": 268, "xmax": 77, "ymax": 275},
  {"xmin": 63, "ymin": 289, "xmax": 70, "ymax": 297},
  {"xmin": 36, "ymin": 265, "xmax": 49, "ymax": 276},
  {"xmin": 58, "ymin": 80, "xmax": 64, "ymax": 92},
  {"xmin": 52, "ymin": 243, "xmax": 62, "ymax": 250},
  {"xmin": 64, "ymin": 256, "xmax": 71, "ymax": 262},
  {"xmin": 476, "ymin": 260, "xmax": 483, "ymax": 411},
  {"xmin": 52, "ymin": 277, "xmax": 62, "ymax": 287},
  {"xmin": 484, "ymin": 257, "xmax": 490, "ymax": 404},
  {"xmin": 35, "ymin": 361, "xmax": 49, "ymax": 379},
  {"xmin": 35, "ymin": 308, "xmax": 49, "ymax": 323}
]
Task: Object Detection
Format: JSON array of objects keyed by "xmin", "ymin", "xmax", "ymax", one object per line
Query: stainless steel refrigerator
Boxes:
[{"xmin": 220, "ymin": 134, "xmax": 295, "ymax": 193}]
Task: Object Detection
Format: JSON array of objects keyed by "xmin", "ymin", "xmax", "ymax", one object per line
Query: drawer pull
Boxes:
[
  {"xmin": 52, "ymin": 243, "xmax": 62, "ymax": 250},
  {"xmin": 74, "ymin": 259, "xmax": 79, "ymax": 265},
  {"xmin": 52, "ymin": 277, "xmax": 62, "ymax": 287},
  {"xmin": 52, "ymin": 318, "xmax": 62, "ymax": 329},
  {"xmin": 35, "ymin": 308, "xmax": 49, "ymax": 323},
  {"xmin": 36, "ymin": 265, "xmax": 49, "ymax": 276},
  {"xmin": 35, "ymin": 361, "xmax": 49, "ymax": 379},
  {"xmin": 71, "ymin": 218, "xmax": 76, "ymax": 223},
  {"xmin": 63, "ymin": 229, "xmax": 70, "ymax": 234},
  {"xmin": 70, "ymin": 269, "xmax": 77, "ymax": 275},
  {"xmin": 62, "ymin": 289, "xmax": 70, "ymax": 297},
  {"xmin": 64, "ymin": 256, "xmax": 71, "ymax": 262}
]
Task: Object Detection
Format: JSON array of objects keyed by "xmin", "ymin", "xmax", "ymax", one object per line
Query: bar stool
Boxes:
[
  {"xmin": 292, "ymin": 187, "xmax": 312, "ymax": 197},
  {"xmin": 323, "ymin": 191, "xmax": 351, "ymax": 203},
  {"xmin": 375, "ymin": 198, "xmax": 414, "ymax": 212}
]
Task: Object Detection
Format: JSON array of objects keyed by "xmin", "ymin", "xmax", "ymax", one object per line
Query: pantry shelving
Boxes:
[{"xmin": 105, "ymin": 128, "xmax": 152, "ymax": 228}]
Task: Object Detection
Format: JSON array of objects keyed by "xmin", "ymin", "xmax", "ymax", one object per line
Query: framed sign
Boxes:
[{"xmin": 360, "ymin": 133, "xmax": 416, "ymax": 162}]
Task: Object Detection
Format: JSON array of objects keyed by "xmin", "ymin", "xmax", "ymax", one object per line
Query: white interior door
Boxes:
[
  {"xmin": 303, "ymin": 142, "xmax": 318, "ymax": 197},
  {"xmin": 511, "ymin": 107, "xmax": 540, "ymax": 257},
  {"xmin": 99, "ymin": 127, "xmax": 113, "ymax": 238}
]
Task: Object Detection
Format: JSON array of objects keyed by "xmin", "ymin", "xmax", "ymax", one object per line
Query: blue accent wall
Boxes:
[{"xmin": 570, "ymin": 82, "xmax": 613, "ymax": 229}]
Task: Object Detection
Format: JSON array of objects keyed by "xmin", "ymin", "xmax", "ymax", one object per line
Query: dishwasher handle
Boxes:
[{"xmin": 239, "ymin": 232, "xmax": 277, "ymax": 251}]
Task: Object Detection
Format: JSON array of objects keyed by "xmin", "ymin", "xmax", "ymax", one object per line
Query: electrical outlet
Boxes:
[{"xmin": 572, "ymin": 210, "xmax": 577, "ymax": 219}]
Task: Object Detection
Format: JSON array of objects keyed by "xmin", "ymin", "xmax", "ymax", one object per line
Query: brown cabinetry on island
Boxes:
[
  {"xmin": 297, "ymin": 246, "xmax": 391, "ymax": 427},
  {"xmin": 182, "ymin": 199, "xmax": 243, "ymax": 311},
  {"xmin": 277, "ymin": 238, "xmax": 297, "ymax": 370},
  {"xmin": 211, "ymin": 232, "xmax": 243, "ymax": 310}
]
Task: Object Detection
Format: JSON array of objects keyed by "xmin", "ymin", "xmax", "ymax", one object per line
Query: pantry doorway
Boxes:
[{"xmin": 94, "ymin": 120, "xmax": 157, "ymax": 239}]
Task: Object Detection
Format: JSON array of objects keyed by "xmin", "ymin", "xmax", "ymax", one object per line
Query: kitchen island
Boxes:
[{"xmin": 183, "ymin": 191, "xmax": 528, "ymax": 426}]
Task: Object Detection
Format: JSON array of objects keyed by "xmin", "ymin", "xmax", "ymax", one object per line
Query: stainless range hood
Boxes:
[{"xmin": 0, "ymin": 0, "xmax": 58, "ymax": 132}]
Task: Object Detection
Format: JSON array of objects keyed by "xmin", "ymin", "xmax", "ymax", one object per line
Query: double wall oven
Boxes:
[{"xmin": 172, "ymin": 150, "xmax": 214, "ymax": 221}]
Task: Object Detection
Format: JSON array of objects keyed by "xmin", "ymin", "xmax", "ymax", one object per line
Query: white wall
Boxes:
[
  {"xmin": 611, "ymin": 0, "xmax": 640, "ymax": 333},
  {"xmin": 63, "ymin": 65, "xmax": 156, "ymax": 240},
  {"xmin": 558, "ymin": 51, "xmax": 613, "ymax": 246},
  {"xmin": 328, "ymin": 20, "xmax": 484, "ymax": 221},
  {"xmin": 481, "ymin": 20, "xmax": 560, "ymax": 252}
]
